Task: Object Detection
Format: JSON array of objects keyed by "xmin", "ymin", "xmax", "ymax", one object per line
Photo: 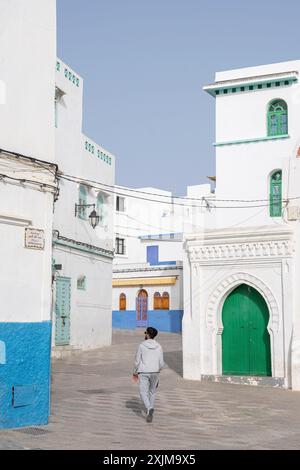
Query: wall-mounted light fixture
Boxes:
[{"xmin": 75, "ymin": 203, "xmax": 100, "ymax": 229}]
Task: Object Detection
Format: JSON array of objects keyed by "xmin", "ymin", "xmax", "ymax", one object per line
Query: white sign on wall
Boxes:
[{"xmin": 25, "ymin": 228, "xmax": 45, "ymax": 250}]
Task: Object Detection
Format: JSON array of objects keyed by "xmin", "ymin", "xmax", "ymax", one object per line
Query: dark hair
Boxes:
[{"xmin": 146, "ymin": 327, "xmax": 158, "ymax": 339}]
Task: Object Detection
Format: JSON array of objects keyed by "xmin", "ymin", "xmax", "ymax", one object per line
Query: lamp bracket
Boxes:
[{"xmin": 75, "ymin": 203, "xmax": 95, "ymax": 217}]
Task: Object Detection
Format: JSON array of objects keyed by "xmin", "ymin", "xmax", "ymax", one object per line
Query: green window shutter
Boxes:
[
  {"xmin": 54, "ymin": 100, "xmax": 58, "ymax": 128},
  {"xmin": 267, "ymin": 100, "xmax": 288, "ymax": 136},
  {"xmin": 78, "ymin": 185, "xmax": 87, "ymax": 220},
  {"xmin": 270, "ymin": 170, "xmax": 282, "ymax": 217},
  {"xmin": 97, "ymin": 194, "xmax": 104, "ymax": 225}
]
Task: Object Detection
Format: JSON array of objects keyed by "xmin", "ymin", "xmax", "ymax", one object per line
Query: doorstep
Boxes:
[
  {"xmin": 51, "ymin": 346, "xmax": 82, "ymax": 360},
  {"xmin": 201, "ymin": 374, "xmax": 285, "ymax": 388}
]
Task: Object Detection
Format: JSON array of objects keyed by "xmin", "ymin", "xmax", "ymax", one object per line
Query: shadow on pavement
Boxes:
[
  {"xmin": 164, "ymin": 350, "xmax": 183, "ymax": 377},
  {"xmin": 125, "ymin": 398, "xmax": 144, "ymax": 419}
]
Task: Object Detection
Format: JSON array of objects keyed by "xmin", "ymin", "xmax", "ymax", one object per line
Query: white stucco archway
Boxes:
[
  {"xmin": 205, "ymin": 272, "xmax": 281, "ymax": 377},
  {"xmin": 206, "ymin": 272, "xmax": 280, "ymax": 332}
]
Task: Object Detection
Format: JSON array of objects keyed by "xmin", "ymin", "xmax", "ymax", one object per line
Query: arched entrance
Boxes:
[
  {"xmin": 136, "ymin": 289, "xmax": 148, "ymax": 328},
  {"xmin": 222, "ymin": 284, "xmax": 271, "ymax": 376}
]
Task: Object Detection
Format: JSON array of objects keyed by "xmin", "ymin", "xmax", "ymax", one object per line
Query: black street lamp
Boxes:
[
  {"xmin": 88, "ymin": 209, "xmax": 100, "ymax": 229},
  {"xmin": 75, "ymin": 203, "xmax": 100, "ymax": 229}
]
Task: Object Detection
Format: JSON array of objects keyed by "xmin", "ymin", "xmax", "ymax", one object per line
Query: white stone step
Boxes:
[
  {"xmin": 201, "ymin": 374, "xmax": 285, "ymax": 388},
  {"xmin": 51, "ymin": 346, "xmax": 82, "ymax": 360}
]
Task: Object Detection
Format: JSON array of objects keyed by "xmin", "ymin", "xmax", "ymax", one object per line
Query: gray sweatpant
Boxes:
[{"xmin": 138, "ymin": 373, "xmax": 160, "ymax": 412}]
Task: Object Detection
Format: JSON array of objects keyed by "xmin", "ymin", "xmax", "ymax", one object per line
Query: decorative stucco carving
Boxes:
[
  {"xmin": 188, "ymin": 239, "xmax": 293, "ymax": 262},
  {"xmin": 206, "ymin": 272, "xmax": 280, "ymax": 333}
]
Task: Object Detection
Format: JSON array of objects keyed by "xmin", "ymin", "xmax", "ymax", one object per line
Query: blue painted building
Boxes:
[
  {"xmin": 113, "ymin": 183, "xmax": 210, "ymax": 334},
  {"xmin": 113, "ymin": 238, "xmax": 184, "ymax": 333},
  {"xmin": 0, "ymin": 323, "xmax": 52, "ymax": 428}
]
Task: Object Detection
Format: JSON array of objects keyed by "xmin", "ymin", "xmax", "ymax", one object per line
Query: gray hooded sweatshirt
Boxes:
[{"xmin": 133, "ymin": 339, "xmax": 164, "ymax": 374}]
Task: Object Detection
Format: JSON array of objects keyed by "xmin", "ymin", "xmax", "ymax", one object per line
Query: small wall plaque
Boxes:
[{"xmin": 25, "ymin": 228, "xmax": 45, "ymax": 250}]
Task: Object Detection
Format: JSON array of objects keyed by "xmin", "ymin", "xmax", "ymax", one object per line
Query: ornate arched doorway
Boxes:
[
  {"xmin": 136, "ymin": 289, "xmax": 148, "ymax": 328},
  {"xmin": 222, "ymin": 284, "xmax": 271, "ymax": 376}
]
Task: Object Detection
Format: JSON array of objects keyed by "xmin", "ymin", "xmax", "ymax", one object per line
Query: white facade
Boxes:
[
  {"xmin": 0, "ymin": 0, "xmax": 56, "ymax": 162},
  {"xmin": 53, "ymin": 59, "xmax": 115, "ymax": 353},
  {"xmin": 114, "ymin": 184, "xmax": 213, "ymax": 264},
  {"xmin": 183, "ymin": 60, "xmax": 300, "ymax": 389},
  {"xmin": 210, "ymin": 61, "xmax": 300, "ymax": 228},
  {"xmin": 0, "ymin": 0, "xmax": 56, "ymax": 342},
  {"xmin": 0, "ymin": 0, "xmax": 57, "ymax": 428},
  {"xmin": 0, "ymin": 155, "xmax": 58, "ymax": 323},
  {"xmin": 113, "ymin": 184, "xmax": 212, "ymax": 332}
]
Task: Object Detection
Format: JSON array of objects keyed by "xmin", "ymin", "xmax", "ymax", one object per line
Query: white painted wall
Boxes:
[
  {"xmin": 183, "ymin": 59, "xmax": 300, "ymax": 389},
  {"xmin": 114, "ymin": 183, "xmax": 213, "ymax": 264},
  {"xmin": 53, "ymin": 58, "xmax": 115, "ymax": 350},
  {"xmin": 53, "ymin": 247, "xmax": 112, "ymax": 349},
  {"xmin": 0, "ymin": 0, "xmax": 56, "ymax": 162},
  {"xmin": 54, "ymin": 59, "xmax": 115, "ymax": 252},
  {"xmin": 213, "ymin": 60, "xmax": 300, "ymax": 228},
  {"xmin": 113, "ymin": 183, "xmax": 212, "ymax": 315},
  {"xmin": 0, "ymin": 0, "xmax": 56, "ymax": 325},
  {"xmin": 183, "ymin": 227, "xmax": 294, "ymax": 386}
]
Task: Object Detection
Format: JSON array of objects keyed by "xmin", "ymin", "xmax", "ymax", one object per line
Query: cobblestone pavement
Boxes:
[{"xmin": 1, "ymin": 329, "xmax": 300, "ymax": 450}]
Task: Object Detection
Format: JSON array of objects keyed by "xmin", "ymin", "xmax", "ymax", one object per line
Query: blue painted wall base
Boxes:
[
  {"xmin": 0, "ymin": 322, "xmax": 52, "ymax": 429},
  {"xmin": 112, "ymin": 310, "xmax": 183, "ymax": 333}
]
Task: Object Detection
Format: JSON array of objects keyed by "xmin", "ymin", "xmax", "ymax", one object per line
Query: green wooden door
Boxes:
[
  {"xmin": 55, "ymin": 277, "xmax": 71, "ymax": 346},
  {"xmin": 222, "ymin": 284, "xmax": 271, "ymax": 376}
]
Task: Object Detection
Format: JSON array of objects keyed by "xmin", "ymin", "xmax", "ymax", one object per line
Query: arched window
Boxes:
[
  {"xmin": 162, "ymin": 292, "xmax": 170, "ymax": 310},
  {"xmin": 267, "ymin": 99, "xmax": 288, "ymax": 136},
  {"xmin": 119, "ymin": 293, "xmax": 126, "ymax": 311},
  {"xmin": 153, "ymin": 292, "xmax": 161, "ymax": 310},
  {"xmin": 78, "ymin": 185, "xmax": 87, "ymax": 219},
  {"xmin": 97, "ymin": 193, "xmax": 104, "ymax": 225},
  {"xmin": 270, "ymin": 170, "xmax": 282, "ymax": 217}
]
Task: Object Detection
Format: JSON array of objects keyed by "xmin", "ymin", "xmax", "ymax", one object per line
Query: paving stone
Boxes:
[{"xmin": 1, "ymin": 330, "xmax": 300, "ymax": 449}]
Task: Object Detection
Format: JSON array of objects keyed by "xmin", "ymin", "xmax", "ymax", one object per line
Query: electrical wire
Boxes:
[
  {"xmin": 59, "ymin": 170, "xmax": 295, "ymax": 203},
  {"xmin": 2, "ymin": 146, "xmax": 299, "ymax": 211},
  {"xmin": 0, "ymin": 173, "xmax": 58, "ymax": 191},
  {"xmin": 0, "ymin": 148, "xmax": 58, "ymax": 176},
  {"xmin": 59, "ymin": 173, "xmax": 276, "ymax": 209}
]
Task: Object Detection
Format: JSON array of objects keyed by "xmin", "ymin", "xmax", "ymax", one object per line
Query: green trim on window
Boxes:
[
  {"xmin": 54, "ymin": 100, "xmax": 58, "ymax": 128},
  {"xmin": 97, "ymin": 193, "xmax": 105, "ymax": 225},
  {"xmin": 84, "ymin": 140, "xmax": 112, "ymax": 166},
  {"xmin": 270, "ymin": 170, "xmax": 282, "ymax": 217},
  {"xmin": 64, "ymin": 67, "xmax": 80, "ymax": 87},
  {"xmin": 214, "ymin": 134, "xmax": 289, "ymax": 146},
  {"xmin": 267, "ymin": 99, "xmax": 288, "ymax": 137},
  {"xmin": 78, "ymin": 185, "xmax": 88, "ymax": 220},
  {"xmin": 206, "ymin": 77, "xmax": 297, "ymax": 97}
]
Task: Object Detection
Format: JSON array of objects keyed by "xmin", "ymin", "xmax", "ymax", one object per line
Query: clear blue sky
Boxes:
[{"xmin": 57, "ymin": 0, "xmax": 300, "ymax": 195}]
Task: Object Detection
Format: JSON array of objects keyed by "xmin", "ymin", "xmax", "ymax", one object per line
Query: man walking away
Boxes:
[{"xmin": 133, "ymin": 327, "xmax": 164, "ymax": 423}]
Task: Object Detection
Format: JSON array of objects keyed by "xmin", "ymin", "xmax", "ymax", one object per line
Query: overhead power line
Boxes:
[
  {"xmin": 60, "ymin": 171, "xmax": 276, "ymax": 203},
  {"xmin": 59, "ymin": 173, "xmax": 287, "ymax": 210}
]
